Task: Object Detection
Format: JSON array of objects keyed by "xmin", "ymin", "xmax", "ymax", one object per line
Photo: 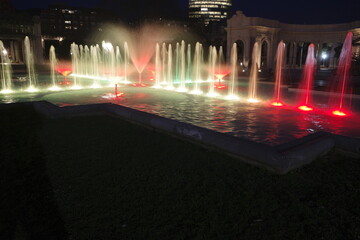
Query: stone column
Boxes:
[
  {"xmin": 10, "ymin": 41, "xmax": 15, "ymax": 63},
  {"xmin": 299, "ymin": 42, "xmax": 304, "ymax": 68},
  {"xmin": 288, "ymin": 42, "xmax": 294, "ymax": 68},
  {"xmin": 14, "ymin": 41, "xmax": 21, "ymax": 63},
  {"xmin": 292, "ymin": 42, "xmax": 298, "ymax": 68}
]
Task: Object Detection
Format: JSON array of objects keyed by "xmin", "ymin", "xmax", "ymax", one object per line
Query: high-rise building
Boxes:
[{"xmin": 188, "ymin": 0, "xmax": 232, "ymax": 26}]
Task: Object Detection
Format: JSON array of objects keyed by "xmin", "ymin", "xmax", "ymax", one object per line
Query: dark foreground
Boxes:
[{"xmin": 0, "ymin": 104, "xmax": 359, "ymax": 240}]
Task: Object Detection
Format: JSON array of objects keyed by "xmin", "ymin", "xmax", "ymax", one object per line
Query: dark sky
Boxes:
[{"xmin": 9, "ymin": 0, "xmax": 360, "ymax": 24}]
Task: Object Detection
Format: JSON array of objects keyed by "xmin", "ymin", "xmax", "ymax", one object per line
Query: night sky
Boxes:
[{"xmin": 10, "ymin": 0, "xmax": 360, "ymax": 24}]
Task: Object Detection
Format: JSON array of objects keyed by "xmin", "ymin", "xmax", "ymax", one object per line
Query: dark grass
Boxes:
[{"xmin": 1, "ymin": 104, "xmax": 360, "ymax": 239}]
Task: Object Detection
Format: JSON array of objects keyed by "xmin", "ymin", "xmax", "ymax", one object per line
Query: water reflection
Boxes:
[{"xmin": 4, "ymin": 86, "xmax": 359, "ymax": 146}]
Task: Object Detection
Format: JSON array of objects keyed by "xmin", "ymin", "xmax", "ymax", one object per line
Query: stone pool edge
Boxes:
[{"xmin": 26, "ymin": 101, "xmax": 360, "ymax": 174}]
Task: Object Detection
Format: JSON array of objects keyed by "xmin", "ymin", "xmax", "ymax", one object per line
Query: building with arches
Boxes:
[{"xmin": 226, "ymin": 11, "xmax": 360, "ymax": 71}]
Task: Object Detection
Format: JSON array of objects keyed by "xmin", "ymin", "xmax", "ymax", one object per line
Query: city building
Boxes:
[
  {"xmin": 188, "ymin": 0, "xmax": 232, "ymax": 26},
  {"xmin": 226, "ymin": 11, "xmax": 360, "ymax": 72},
  {"xmin": 0, "ymin": 0, "xmax": 43, "ymax": 64}
]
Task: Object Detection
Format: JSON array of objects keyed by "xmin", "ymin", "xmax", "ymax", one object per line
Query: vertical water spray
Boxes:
[
  {"xmin": 248, "ymin": 42, "xmax": 260, "ymax": 102},
  {"xmin": 208, "ymin": 46, "xmax": 218, "ymax": 96},
  {"xmin": 154, "ymin": 43, "xmax": 161, "ymax": 87},
  {"xmin": 49, "ymin": 45, "xmax": 59, "ymax": 90},
  {"xmin": 0, "ymin": 40, "xmax": 13, "ymax": 93},
  {"xmin": 192, "ymin": 42, "xmax": 203, "ymax": 94},
  {"xmin": 330, "ymin": 32, "xmax": 353, "ymax": 116},
  {"xmin": 186, "ymin": 44, "xmax": 192, "ymax": 83},
  {"xmin": 272, "ymin": 41, "xmax": 286, "ymax": 106},
  {"xmin": 227, "ymin": 43, "xmax": 238, "ymax": 99},
  {"xmin": 298, "ymin": 43, "xmax": 316, "ymax": 111},
  {"xmin": 71, "ymin": 43, "xmax": 80, "ymax": 87},
  {"xmin": 24, "ymin": 36, "xmax": 37, "ymax": 91},
  {"xmin": 166, "ymin": 44, "xmax": 173, "ymax": 89},
  {"xmin": 124, "ymin": 42, "xmax": 129, "ymax": 83},
  {"xmin": 161, "ymin": 43, "xmax": 167, "ymax": 84},
  {"xmin": 178, "ymin": 40, "xmax": 187, "ymax": 91}
]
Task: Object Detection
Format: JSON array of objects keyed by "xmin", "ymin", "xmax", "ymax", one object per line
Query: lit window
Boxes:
[{"xmin": 65, "ymin": 20, "xmax": 71, "ymax": 24}]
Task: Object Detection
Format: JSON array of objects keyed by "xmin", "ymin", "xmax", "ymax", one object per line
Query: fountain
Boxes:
[
  {"xmin": 227, "ymin": 43, "xmax": 239, "ymax": 100},
  {"xmin": 248, "ymin": 42, "xmax": 260, "ymax": 102},
  {"xmin": 49, "ymin": 46, "xmax": 61, "ymax": 91},
  {"xmin": 0, "ymin": 41, "xmax": 13, "ymax": 93},
  {"xmin": 329, "ymin": 32, "xmax": 353, "ymax": 116},
  {"xmin": 298, "ymin": 44, "xmax": 316, "ymax": 111},
  {"xmin": 24, "ymin": 36, "xmax": 37, "ymax": 92},
  {"xmin": 271, "ymin": 41, "xmax": 286, "ymax": 106}
]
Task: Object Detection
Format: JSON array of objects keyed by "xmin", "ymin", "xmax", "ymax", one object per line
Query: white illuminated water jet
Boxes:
[
  {"xmin": 0, "ymin": 40, "xmax": 13, "ymax": 93},
  {"xmin": 227, "ymin": 43, "xmax": 239, "ymax": 100},
  {"xmin": 248, "ymin": 41, "xmax": 260, "ymax": 102},
  {"xmin": 49, "ymin": 45, "xmax": 60, "ymax": 91},
  {"xmin": 24, "ymin": 36, "xmax": 37, "ymax": 91}
]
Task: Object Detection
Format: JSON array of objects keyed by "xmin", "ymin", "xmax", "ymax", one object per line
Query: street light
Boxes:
[{"xmin": 321, "ymin": 52, "xmax": 328, "ymax": 67}]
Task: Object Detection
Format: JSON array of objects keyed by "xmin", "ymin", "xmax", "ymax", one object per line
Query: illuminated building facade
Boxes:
[{"xmin": 189, "ymin": 0, "xmax": 232, "ymax": 26}]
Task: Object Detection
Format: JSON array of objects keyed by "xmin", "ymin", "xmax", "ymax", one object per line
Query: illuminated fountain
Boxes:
[
  {"xmin": 248, "ymin": 42, "xmax": 260, "ymax": 102},
  {"xmin": 329, "ymin": 32, "xmax": 353, "ymax": 116},
  {"xmin": 24, "ymin": 36, "xmax": 37, "ymax": 92},
  {"xmin": 213, "ymin": 46, "xmax": 229, "ymax": 90},
  {"xmin": 191, "ymin": 42, "xmax": 203, "ymax": 94},
  {"xmin": 226, "ymin": 43, "xmax": 239, "ymax": 100},
  {"xmin": 0, "ymin": 40, "xmax": 13, "ymax": 93},
  {"xmin": 49, "ymin": 46, "xmax": 61, "ymax": 91},
  {"xmin": 271, "ymin": 41, "xmax": 286, "ymax": 107},
  {"xmin": 298, "ymin": 43, "xmax": 316, "ymax": 111}
]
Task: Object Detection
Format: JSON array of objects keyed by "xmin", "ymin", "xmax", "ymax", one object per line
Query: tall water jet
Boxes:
[
  {"xmin": 227, "ymin": 43, "xmax": 238, "ymax": 99},
  {"xmin": 166, "ymin": 44, "xmax": 174, "ymax": 89},
  {"xmin": 161, "ymin": 43, "xmax": 167, "ymax": 84},
  {"xmin": 329, "ymin": 32, "xmax": 353, "ymax": 116},
  {"xmin": 207, "ymin": 46, "xmax": 218, "ymax": 96},
  {"xmin": 154, "ymin": 43, "xmax": 161, "ymax": 87},
  {"xmin": 214, "ymin": 46, "xmax": 228, "ymax": 90},
  {"xmin": 298, "ymin": 43, "xmax": 316, "ymax": 111},
  {"xmin": 49, "ymin": 45, "xmax": 60, "ymax": 91},
  {"xmin": 177, "ymin": 40, "xmax": 187, "ymax": 92},
  {"xmin": 24, "ymin": 36, "xmax": 37, "ymax": 91},
  {"xmin": 71, "ymin": 43, "xmax": 80, "ymax": 88},
  {"xmin": 186, "ymin": 43, "xmax": 192, "ymax": 83},
  {"xmin": 272, "ymin": 41, "xmax": 286, "ymax": 106},
  {"xmin": 124, "ymin": 42, "xmax": 130, "ymax": 83},
  {"xmin": 191, "ymin": 42, "xmax": 203, "ymax": 94},
  {"xmin": 0, "ymin": 41, "xmax": 13, "ymax": 93},
  {"xmin": 248, "ymin": 42, "xmax": 260, "ymax": 102}
]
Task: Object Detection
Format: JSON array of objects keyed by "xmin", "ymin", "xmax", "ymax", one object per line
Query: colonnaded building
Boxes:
[{"xmin": 226, "ymin": 11, "xmax": 360, "ymax": 71}]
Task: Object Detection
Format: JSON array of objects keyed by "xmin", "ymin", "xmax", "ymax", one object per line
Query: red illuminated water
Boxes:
[
  {"xmin": 298, "ymin": 44, "xmax": 316, "ymax": 111},
  {"xmin": 329, "ymin": 32, "xmax": 353, "ymax": 116}
]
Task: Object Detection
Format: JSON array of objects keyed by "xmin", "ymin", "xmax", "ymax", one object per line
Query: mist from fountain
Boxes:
[
  {"xmin": 24, "ymin": 36, "xmax": 37, "ymax": 92},
  {"xmin": 191, "ymin": 42, "xmax": 203, "ymax": 94},
  {"xmin": 0, "ymin": 40, "xmax": 13, "ymax": 93}
]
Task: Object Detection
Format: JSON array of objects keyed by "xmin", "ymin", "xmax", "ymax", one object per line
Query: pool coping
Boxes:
[{"xmin": 17, "ymin": 101, "xmax": 360, "ymax": 173}]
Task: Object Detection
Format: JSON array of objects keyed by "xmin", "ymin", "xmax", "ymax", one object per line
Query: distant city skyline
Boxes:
[{"xmin": 9, "ymin": 0, "xmax": 360, "ymax": 24}]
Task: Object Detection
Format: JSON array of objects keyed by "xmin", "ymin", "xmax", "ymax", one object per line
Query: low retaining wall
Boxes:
[{"xmin": 24, "ymin": 101, "xmax": 360, "ymax": 174}]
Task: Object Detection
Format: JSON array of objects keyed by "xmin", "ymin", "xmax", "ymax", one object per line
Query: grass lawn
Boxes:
[{"xmin": 1, "ymin": 104, "xmax": 359, "ymax": 239}]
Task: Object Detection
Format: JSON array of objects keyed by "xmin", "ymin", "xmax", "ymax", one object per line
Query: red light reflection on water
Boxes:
[
  {"xmin": 332, "ymin": 110, "xmax": 348, "ymax": 117},
  {"xmin": 298, "ymin": 105, "xmax": 313, "ymax": 111},
  {"xmin": 271, "ymin": 101, "xmax": 284, "ymax": 107},
  {"xmin": 131, "ymin": 83, "xmax": 147, "ymax": 87}
]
